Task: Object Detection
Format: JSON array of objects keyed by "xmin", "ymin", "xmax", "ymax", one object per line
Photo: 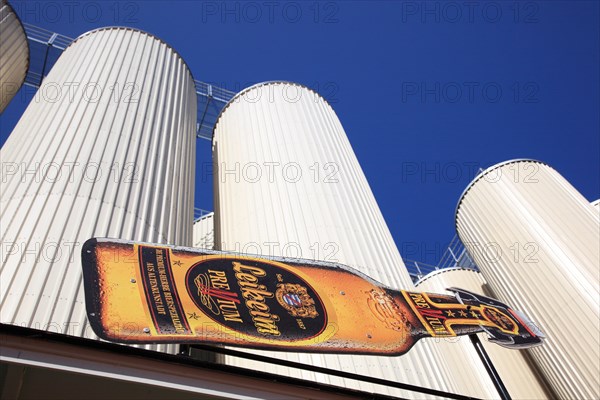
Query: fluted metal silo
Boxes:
[
  {"xmin": 212, "ymin": 81, "xmax": 502, "ymax": 398},
  {"xmin": 0, "ymin": 27, "xmax": 197, "ymax": 354},
  {"xmin": 0, "ymin": 0, "xmax": 29, "ymax": 113},
  {"xmin": 455, "ymin": 159, "xmax": 600, "ymax": 399},
  {"xmin": 416, "ymin": 268, "xmax": 554, "ymax": 399}
]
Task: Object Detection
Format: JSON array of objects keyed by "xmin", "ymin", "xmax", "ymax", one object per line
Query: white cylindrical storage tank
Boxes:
[
  {"xmin": 416, "ymin": 268, "xmax": 554, "ymax": 399},
  {"xmin": 0, "ymin": 27, "xmax": 197, "ymax": 354},
  {"xmin": 0, "ymin": 0, "xmax": 29, "ymax": 113},
  {"xmin": 213, "ymin": 81, "xmax": 499, "ymax": 398},
  {"xmin": 455, "ymin": 159, "xmax": 600, "ymax": 399},
  {"xmin": 193, "ymin": 212, "xmax": 214, "ymax": 249}
]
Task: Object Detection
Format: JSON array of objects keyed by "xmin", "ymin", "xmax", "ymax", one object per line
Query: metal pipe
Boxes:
[{"xmin": 469, "ymin": 335, "xmax": 512, "ymax": 400}]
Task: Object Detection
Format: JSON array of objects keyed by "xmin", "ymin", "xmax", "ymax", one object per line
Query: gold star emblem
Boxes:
[
  {"xmin": 458, "ymin": 310, "xmax": 468, "ymax": 317},
  {"xmin": 172, "ymin": 260, "xmax": 183, "ymax": 267},
  {"xmin": 470, "ymin": 311, "xmax": 479, "ymax": 318},
  {"xmin": 445, "ymin": 310, "xmax": 456, "ymax": 317},
  {"xmin": 187, "ymin": 312, "xmax": 199, "ymax": 320}
]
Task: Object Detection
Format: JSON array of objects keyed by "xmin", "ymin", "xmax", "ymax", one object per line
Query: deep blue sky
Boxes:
[{"xmin": 2, "ymin": 1, "xmax": 599, "ymax": 265}]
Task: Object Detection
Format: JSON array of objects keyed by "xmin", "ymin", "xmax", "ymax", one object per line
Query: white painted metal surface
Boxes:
[
  {"xmin": 0, "ymin": 27, "xmax": 197, "ymax": 354},
  {"xmin": 592, "ymin": 199, "xmax": 600, "ymax": 212},
  {"xmin": 212, "ymin": 81, "xmax": 499, "ymax": 398},
  {"xmin": 1, "ymin": 330, "xmax": 358, "ymax": 400},
  {"xmin": 0, "ymin": 0, "xmax": 28, "ymax": 113},
  {"xmin": 416, "ymin": 268, "xmax": 554, "ymax": 399},
  {"xmin": 455, "ymin": 159, "xmax": 600, "ymax": 399},
  {"xmin": 193, "ymin": 212, "xmax": 214, "ymax": 249}
]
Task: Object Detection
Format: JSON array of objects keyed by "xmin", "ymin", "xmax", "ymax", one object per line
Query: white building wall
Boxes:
[
  {"xmin": 455, "ymin": 159, "xmax": 600, "ymax": 399},
  {"xmin": 0, "ymin": 27, "xmax": 197, "ymax": 354},
  {"xmin": 416, "ymin": 268, "xmax": 554, "ymax": 399},
  {"xmin": 212, "ymin": 81, "xmax": 499, "ymax": 398},
  {"xmin": 0, "ymin": 0, "xmax": 28, "ymax": 113}
]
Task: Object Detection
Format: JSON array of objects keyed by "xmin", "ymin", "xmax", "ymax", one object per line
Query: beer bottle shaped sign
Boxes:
[{"xmin": 81, "ymin": 239, "xmax": 545, "ymax": 355}]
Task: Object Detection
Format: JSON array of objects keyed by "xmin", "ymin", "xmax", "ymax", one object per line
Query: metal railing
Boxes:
[
  {"xmin": 193, "ymin": 207, "xmax": 213, "ymax": 221},
  {"xmin": 403, "ymin": 258, "xmax": 440, "ymax": 282},
  {"xmin": 437, "ymin": 234, "xmax": 478, "ymax": 270},
  {"xmin": 404, "ymin": 234, "xmax": 478, "ymax": 282},
  {"xmin": 196, "ymin": 84, "xmax": 235, "ymax": 140},
  {"xmin": 24, "ymin": 23, "xmax": 72, "ymax": 49},
  {"xmin": 21, "ymin": 23, "xmax": 235, "ymax": 140}
]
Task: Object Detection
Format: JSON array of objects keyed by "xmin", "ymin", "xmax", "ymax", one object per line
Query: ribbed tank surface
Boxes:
[
  {"xmin": 0, "ymin": 27, "xmax": 197, "ymax": 354},
  {"xmin": 456, "ymin": 160, "xmax": 600, "ymax": 399}
]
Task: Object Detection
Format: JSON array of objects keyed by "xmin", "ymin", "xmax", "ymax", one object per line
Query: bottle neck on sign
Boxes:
[{"xmin": 399, "ymin": 291, "xmax": 495, "ymax": 339}]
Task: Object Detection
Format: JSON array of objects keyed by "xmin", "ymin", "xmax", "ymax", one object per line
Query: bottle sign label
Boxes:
[{"xmin": 138, "ymin": 244, "xmax": 328, "ymax": 340}]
